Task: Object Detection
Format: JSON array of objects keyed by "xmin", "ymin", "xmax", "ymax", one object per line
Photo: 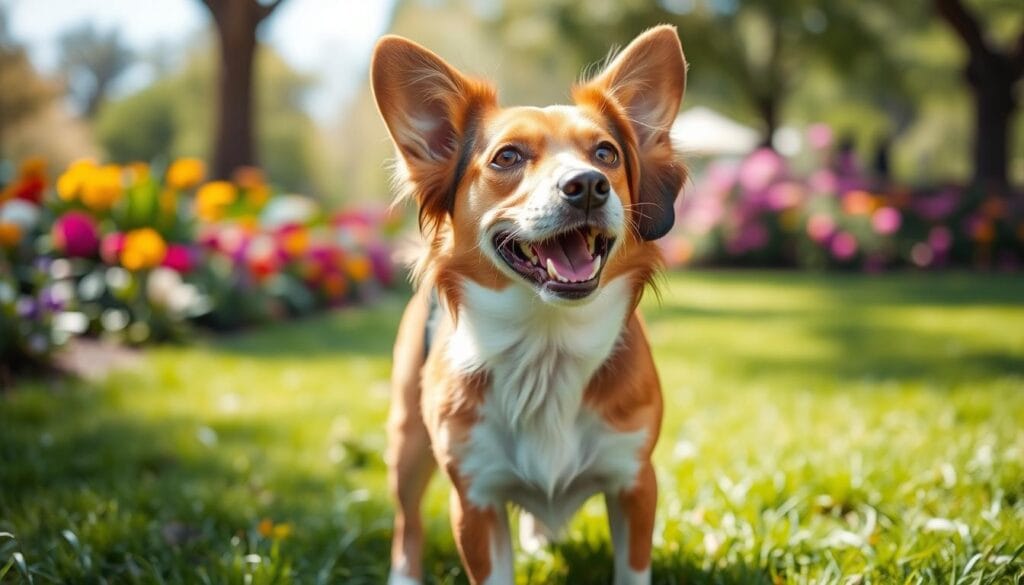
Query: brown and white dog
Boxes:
[{"xmin": 372, "ymin": 25, "xmax": 687, "ymax": 585}]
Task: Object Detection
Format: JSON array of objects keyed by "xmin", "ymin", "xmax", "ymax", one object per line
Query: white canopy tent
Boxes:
[{"xmin": 671, "ymin": 106, "xmax": 761, "ymax": 157}]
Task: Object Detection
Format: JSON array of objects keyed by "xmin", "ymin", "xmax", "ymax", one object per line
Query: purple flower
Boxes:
[
  {"xmin": 52, "ymin": 211, "xmax": 99, "ymax": 258},
  {"xmin": 928, "ymin": 226, "xmax": 953, "ymax": 252},
  {"xmin": 16, "ymin": 296, "xmax": 38, "ymax": 319}
]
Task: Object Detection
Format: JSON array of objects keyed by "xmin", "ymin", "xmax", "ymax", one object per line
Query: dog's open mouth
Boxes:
[{"xmin": 493, "ymin": 226, "xmax": 613, "ymax": 299}]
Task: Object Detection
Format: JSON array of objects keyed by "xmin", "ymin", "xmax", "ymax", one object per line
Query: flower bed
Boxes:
[
  {"xmin": 661, "ymin": 143, "xmax": 1023, "ymax": 272},
  {"xmin": 1, "ymin": 158, "xmax": 397, "ymax": 372}
]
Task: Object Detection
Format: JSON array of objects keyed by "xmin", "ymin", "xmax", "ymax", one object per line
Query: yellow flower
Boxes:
[
  {"xmin": 166, "ymin": 158, "xmax": 206, "ymax": 190},
  {"xmin": 345, "ymin": 255, "xmax": 371, "ymax": 283},
  {"xmin": 195, "ymin": 181, "xmax": 237, "ymax": 222},
  {"xmin": 159, "ymin": 188, "xmax": 178, "ymax": 215},
  {"xmin": 56, "ymin": 159, "xmax": 98, "ymax": 201},
  {"xmin": 127, "ymin": 162, "xmax": 150, "ymax": 185},
  {"xmin": 0, "ymin": 222, "xmax": 22, "ymax": 248},
  {"xmin": 121, "ymin": 228, "xmax": 167, "ymax": 271},
  {"xmin": 271, "ymin": 523, "xmax": 293, "ymax": 539},
  {"xmin": 81, "ymin": 164, "xmax": 124, "ymax": 211}
]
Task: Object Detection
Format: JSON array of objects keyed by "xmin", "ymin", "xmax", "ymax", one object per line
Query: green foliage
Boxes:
[
  {"xmin": 95, "ymin": 44, "xmax": 319, "ymax": 194},
  {"xmin": 1, "ymin": 272, "xmax": 1022, "ymax": 583}
]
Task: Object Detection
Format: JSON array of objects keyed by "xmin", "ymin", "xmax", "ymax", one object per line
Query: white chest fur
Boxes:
[{"xmin": 446, "ymin": 278, "xmax": 646, "ymax": 532}]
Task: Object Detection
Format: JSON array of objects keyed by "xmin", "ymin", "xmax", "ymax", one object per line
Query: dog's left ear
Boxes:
[{"xmin": 575, "ymin": 25, "xmax": 687, "ymax": 240}]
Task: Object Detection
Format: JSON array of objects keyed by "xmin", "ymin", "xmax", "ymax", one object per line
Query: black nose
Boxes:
[{"xmin": 558, "ymin": 169, "xmax": 610, "ymax": 211}]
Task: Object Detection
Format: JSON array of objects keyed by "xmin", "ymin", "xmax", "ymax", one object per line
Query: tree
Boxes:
[
  {"xmin": 934, "ymin": 0, "xmax": 1023, "ymax": 192},
  {"xmin": 0, "ymin": 10, "xmax": 57, "ymax": 159},
  {"xmin": 198, "ymin": 0, "xmax": 286, "ymax": 180},
  {"xmin": 96, "ymin": 44, "xmax": 318, "ymax": 193},
  {"xmin": 493, "ymin": 0, "xmax": 887, "ymax": 148},
  {"xmin": 58, "ymin": 24, "xmax": 133, "ymax": 118}
]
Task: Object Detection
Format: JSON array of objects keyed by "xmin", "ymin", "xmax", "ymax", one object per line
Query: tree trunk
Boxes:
[
  {"xmin": 757, "ymin": 94, "xmax": 778, "ymax": 149},
  {"xmin": 212, "ymin": 3, "xmax": 259, "ymax": 179},
  {"xmin": 968, "ymin": 60, "xmax": 1016, "ymax": 192}
]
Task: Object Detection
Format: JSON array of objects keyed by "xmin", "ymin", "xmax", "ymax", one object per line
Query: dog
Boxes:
[{"xmin": 372, "ymin": 25, "xmax": 687, "ymax": 585}]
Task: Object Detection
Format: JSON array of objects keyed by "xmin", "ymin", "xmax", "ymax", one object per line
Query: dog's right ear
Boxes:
[{"xmin": 371, "ymin": 36, "xmax": 497, "ymax": 230}]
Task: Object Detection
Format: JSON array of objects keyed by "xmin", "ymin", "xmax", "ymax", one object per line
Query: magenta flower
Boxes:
[
  {"xmin": 928, "ymin": 226, "xmax": 953, "ymax": 252},
  {"xmin": 52, "ymin": 211, "xmax": 99, "ymax": 258},
  {"xmin": 162, "ymin": 244, "xmax": 196, "ymax": 273},
  {"xmin": 806, "ymin": 213, "xmax": 836, "ymax": 243},
  {"xmin": 830, "ymin": 231, "xmax": 858, "ymax": 260},
  {"xmin": 871, "ymin": 207, "xmax": 902, "ymax": 235}
]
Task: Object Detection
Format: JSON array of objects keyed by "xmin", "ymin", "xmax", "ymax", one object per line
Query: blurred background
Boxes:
[{"xmin": 1, "ymin": 2, "xmax": 1023, "ymax": 583}]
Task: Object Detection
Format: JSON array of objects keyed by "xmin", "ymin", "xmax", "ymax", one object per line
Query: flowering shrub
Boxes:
[
  {"xmin": 663, "ymin": 143, "xmax": 1023, "ymax": 271},
  {"xmin": 0, "ymin": 156, "xmax": 396, "ymax": 370}
]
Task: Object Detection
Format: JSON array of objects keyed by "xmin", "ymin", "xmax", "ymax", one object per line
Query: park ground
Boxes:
[{"xmin": 1, "ymin": 271, "xmax": 1023, "ymax": 584}]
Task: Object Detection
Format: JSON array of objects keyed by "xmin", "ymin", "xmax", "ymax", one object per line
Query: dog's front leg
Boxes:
[
  {"xmin": 606, "ymin": 462, "xmax": 657, "ymax": 585},
  {"xmin": 449, "ymin": 490, "xmax": 513, "ymax": 585}
]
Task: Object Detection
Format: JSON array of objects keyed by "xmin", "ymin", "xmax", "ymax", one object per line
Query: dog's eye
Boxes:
[
  {"xmin": 594, "ymin": 143, "xmax": 619, "ymax": 166},
  {"xmin": 490, "ymin": 146, "xmax": 524, "ymax": 169}
]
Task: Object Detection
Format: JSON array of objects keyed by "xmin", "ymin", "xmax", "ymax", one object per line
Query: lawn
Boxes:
[{"xmin": 1, "ymin": 271, "xmax": 1023, "ymax": 584}]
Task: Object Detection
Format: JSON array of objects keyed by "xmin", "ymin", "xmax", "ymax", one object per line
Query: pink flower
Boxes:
[
  {"xmin": 807, "ymin": 123, "xmax": 833, "ymax": 150},
  {"xmin": 808, "ymin": 170, "xmax": 838, "ymax": 195},
  {"xmin": 738, "ymin": 148, "xmax": 785, "ymax": 194},
  {"xmin": 913, "ymin": 188, "xmax": 959, "ymax": 221},
  {"xmin": 727, "ymin": 221, "xmax": 769, "ymax": 255},
  {"xmin": 871, "ymin": 207, "xmax": 902, "ymax": 235},
  {"xmin": 830, "ymin": 231, "xmax": 858, "ymax": 261},
  {"xmin": 52, "ymin": 211, "xmax": 99, "ymax": 258},
  {"xmin": 766, "ymin": 182, "xmax": 804, "ymax": 211},
  {"xmin": 162, "ymin": 244, "xmax": 196, "ymax": 273},
  {"xmin": 806, "ymin": 213, "xmax": 836, "ymax": 243},
  {"xmin": 100, "ymin": 232, "xmax": 125, "ymax": 264}
]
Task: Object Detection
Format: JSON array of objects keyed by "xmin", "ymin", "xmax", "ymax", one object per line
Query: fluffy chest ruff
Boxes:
[{"xmin": 442, "ymin": 277, "xmax": 646, "ymax": 531}]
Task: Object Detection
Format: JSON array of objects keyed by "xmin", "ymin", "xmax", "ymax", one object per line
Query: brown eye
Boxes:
[
  {"xmin": 491, "ymin": 146, "xmax": 524, "ymax": 169},
  {"xmin": 594, "ymin": 142, "xmax": 618, "ymax": 165}
]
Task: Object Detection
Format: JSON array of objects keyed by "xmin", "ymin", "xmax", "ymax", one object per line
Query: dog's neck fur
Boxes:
[{"xmin": 446, "ymin": 277, "xmax": 634, "ymax": 433}]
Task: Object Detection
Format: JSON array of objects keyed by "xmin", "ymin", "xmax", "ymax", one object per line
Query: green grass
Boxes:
[{"xmin": 2, "ymin": 271, "xmax": 1023, "ymax": 584}]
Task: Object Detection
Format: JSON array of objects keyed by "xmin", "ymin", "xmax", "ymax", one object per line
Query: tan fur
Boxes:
[{"xmin": 373, "ymin": 26, "xmax": 687, "ymax": 584}]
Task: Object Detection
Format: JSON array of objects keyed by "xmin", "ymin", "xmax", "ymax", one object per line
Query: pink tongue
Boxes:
[{"xmin": 534, "ymin": 230, "xmax": 596, "ymax": 281}]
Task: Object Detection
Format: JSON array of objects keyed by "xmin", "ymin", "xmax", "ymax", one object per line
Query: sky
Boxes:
[{"xmin": 4, "ymin": 0, "xmax": 397, "ymax": 122}]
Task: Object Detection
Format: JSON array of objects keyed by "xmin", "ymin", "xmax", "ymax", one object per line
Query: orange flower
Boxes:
[
  {"xmin": 981, "ymin": 196, "xmax": 1006, "ymax": 220},
  {"xmin": 195, "ymin": 181, "xmax": 237, "ymax": 222},
  {"xmin": 121, "ymin": 228, "xmax": 168, "ymax": 271},
  {"xmin": 232, "ymin": 166, "xmax": 265, "ymax": 190},
  {"xmin": 278, "ymin": 225, "xmax": 309, "ymax": 258},
  {"xmin": 323, "ymin": 272, "xmax": 347, "ymax": 298},
  {"xmin": 345, "ymin": 255, "xmax": 372, "ymax": 283},
  {"xmin": 842, "ymin": 190, "xmax": 878, "ymax": 216},
  {"xmin": 81, "ymin": 164, "xmax": 124, "ymax": 211},
  {"xmin": 166, "ymin": 158, "xmax": 206, "ymax": 190},
  {"xmin": 0, "ymin": 222, "xmax": 22, "ymax": 248},
  {"xmin": 258, "ymin": 518, "xmax": 274, "ymax": 537},
  {"xmin": 971, "ymin": 220, "xmax": 995, "ymax": 244}
]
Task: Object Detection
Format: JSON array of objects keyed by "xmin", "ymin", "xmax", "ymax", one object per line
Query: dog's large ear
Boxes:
[
  {"xmin": 575, "ymin": 25, "xmax": 687, "ymax": 240},
  {"xmin": 371, "ymin": 36, "xmax": 497, "ymax": 231}
]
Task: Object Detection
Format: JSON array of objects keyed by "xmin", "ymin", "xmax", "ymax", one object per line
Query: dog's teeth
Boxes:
[
  {"xmin": 546, "ymin": 258, "xmax": 559, "ymax": 281},
  {"xmin": 520, "ymin": 242, "xmax": 538, "ymax": 264},
  {"xmin": 586, "ymin": 230, "xmax": 597, "ymax": 255},
  {"xmin": 588, "ymin": 255, "xmax": 602, "ymax": 280}
]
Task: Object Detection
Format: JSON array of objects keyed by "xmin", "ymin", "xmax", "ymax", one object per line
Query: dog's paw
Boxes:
[{"xmin": 518, "ymin": 512, "xmax": 552, "ymax": 554}]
